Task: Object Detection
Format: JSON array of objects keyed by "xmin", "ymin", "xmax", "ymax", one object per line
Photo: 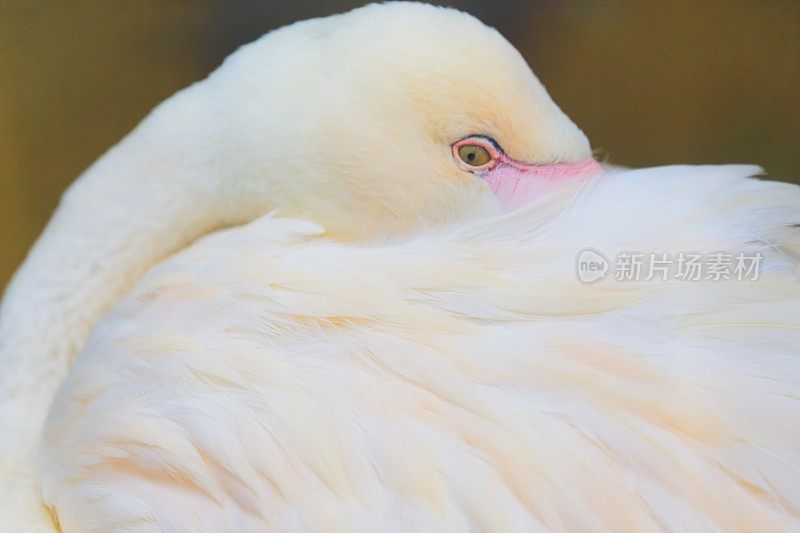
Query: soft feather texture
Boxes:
[
  {"xmin": 40, "ymin": 165, "xmax": 800, "ymax": 531},
  {"xmin": 0, "ymin": 4, "xmax": 592, "ymax": 529}
]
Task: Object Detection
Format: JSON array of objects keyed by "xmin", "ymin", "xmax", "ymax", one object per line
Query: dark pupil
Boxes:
[{"xmin": 467, "ymin": 152, "xmax": 476, "ymax": 161}]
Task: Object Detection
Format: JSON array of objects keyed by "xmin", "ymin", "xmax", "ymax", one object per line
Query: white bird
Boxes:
[{"xmin": 1, "ymin": 3, "xmax": 799, "ymax": 531}]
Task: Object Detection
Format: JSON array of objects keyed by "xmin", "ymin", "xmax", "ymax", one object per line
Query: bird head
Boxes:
[{"xmin": 168, "ymin": 1, "xmax": 597, "ymax": 239}]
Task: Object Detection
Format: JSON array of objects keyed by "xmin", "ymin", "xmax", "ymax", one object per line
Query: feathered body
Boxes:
[
  {"xmin": 41, "ymin": 166, "xmax": 800, "ymax": 531},
  {"xmin": 1, "ymin": 2, "xmax": 799, "ymax": 531}
]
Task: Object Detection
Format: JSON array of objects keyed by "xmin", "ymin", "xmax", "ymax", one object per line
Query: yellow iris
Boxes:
[{"xmin": 457, "ymin": 144, "xmax": 492, "ymax": 166}]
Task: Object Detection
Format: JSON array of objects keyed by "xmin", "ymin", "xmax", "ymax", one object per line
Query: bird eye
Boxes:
[{"xmin": 457, "ymin": 144, "xmax": 492, "ymax": 167}]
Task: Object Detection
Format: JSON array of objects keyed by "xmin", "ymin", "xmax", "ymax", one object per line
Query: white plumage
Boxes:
[
  {"xmin": 1, "ymin": 3, "xmax": 799, "ymax": 531},
  {"xmin": 40, "ymin": 165, "xmax": 800, "ymax": 531}
]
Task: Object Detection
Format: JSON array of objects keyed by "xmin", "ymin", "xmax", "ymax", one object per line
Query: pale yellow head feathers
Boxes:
[{"xmin": 203, "ymin": 2, "xmax": 592, "ymax": 239}]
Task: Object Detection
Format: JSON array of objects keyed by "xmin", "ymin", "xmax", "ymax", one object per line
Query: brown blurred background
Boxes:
[{"xmin": 1, "ymin": 1, "xmax": 798, "ymax": 288}]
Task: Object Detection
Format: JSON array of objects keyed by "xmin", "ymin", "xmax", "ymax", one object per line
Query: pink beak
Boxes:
[
  {"xmin": 482, "ymin": 156, "xmax": 601, "ymax": 210},
  {"xmin": 452, "ymin": 137, "xmax": 602, "ymax": 210}
]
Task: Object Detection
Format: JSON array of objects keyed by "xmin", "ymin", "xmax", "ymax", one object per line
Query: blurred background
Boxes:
[{"xmin": 1, "ymin": 0, "xmax": 798, "ymax": 287}]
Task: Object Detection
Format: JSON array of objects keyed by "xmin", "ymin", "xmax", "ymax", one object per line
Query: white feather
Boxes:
[{"xmin": 39, "ymin": 165, "xmax": 800, "ymax": 531}]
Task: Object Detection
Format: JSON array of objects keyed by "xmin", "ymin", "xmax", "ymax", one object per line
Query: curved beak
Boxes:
[{"xmin": 482, "ymin": 156, "xmax": 601, "ymax": 210}]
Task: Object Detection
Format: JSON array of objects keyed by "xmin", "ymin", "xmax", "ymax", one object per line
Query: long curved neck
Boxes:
[{"xmin": 0, "ymin": 83, "xmax": 244, "ymax": 529}]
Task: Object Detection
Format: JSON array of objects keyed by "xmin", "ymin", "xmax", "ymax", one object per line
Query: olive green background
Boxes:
[{"xmin": 1, "ymin": 1, "xmax": 798, "ymax": 288}]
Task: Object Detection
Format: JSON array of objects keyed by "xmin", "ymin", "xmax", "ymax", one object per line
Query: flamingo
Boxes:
[{"xmin": 1, "ymin": 3, "xmax": 798, "ymax": 531}]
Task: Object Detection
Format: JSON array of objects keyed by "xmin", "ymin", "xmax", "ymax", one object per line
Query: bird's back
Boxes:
[{"xmin": 41, "ymin": 165, "xmax": 800, "ymax": 531}]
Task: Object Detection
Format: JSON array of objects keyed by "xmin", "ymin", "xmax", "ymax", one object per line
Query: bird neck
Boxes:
[{"xmin": 0, "ymin": 84, "xmax": 242, "ymax": 526}]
